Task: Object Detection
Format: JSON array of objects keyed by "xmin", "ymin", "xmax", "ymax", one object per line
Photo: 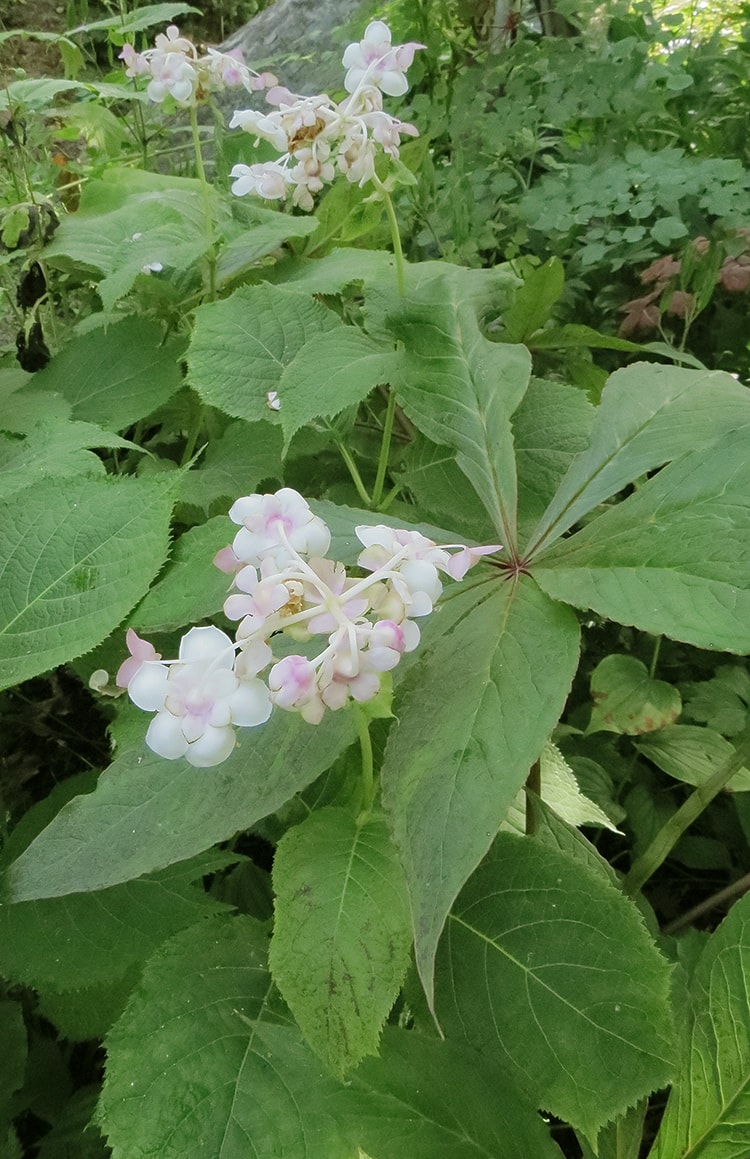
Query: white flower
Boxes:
[
  {"xmin": 342, "ymin": 20, "xmax": 425, "ymax": 97},
  {"xmin": 127, "ymin": 626, "xmax": 271, "ymax": 767},
  {"xmin": 147, "ymin": 52, "xmax": 199, "ymax": 105},
  {"xmin": 229, "ymin": 488, "xmax": 331, "ymax": 567},
  {"xmin": 230, "ymin": 161, "xmax": 291, "ymax": 200}
]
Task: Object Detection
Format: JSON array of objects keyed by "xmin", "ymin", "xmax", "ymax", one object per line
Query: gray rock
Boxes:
[{"xmin": 222, "ymin": 0, "xmax": 367, "ymax": 96}]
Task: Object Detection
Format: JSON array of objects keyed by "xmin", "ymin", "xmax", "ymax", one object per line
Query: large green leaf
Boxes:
[
  {"xmin": 436, "ymin": 833, "xmax": 675, "ymax": 1142},
  {"xmin": 511, "ymin": 378, "xmax": 595, "ymax": 548},
  {"xmin": 526, "ymin": 363, "xmax": 750, "ymax": 559},
  {"xmin": 178, "ymin": 420, "xmax": 283, "ymax": 513},
  {"xmin": 0, "ymin": 418, "xmax": 131, "ymax": 500},
  {"xmin": 345, "ymin": 1028, "xmax": 564, "ymax": 1158},
  {"xmin": 43, "ymin": 168, "xmax": 224, "ymax": 310},
  {"xmin": 100, "ymin": 915, "xmax": 351, "ymax": 1159},
  {"xmin": 187, "ymin": 284, "xmax": 340, "ymax": 422},
  {"xmin": 270, "ymin": 808, "xmax": 411, "ymax": 1074},
  {"xmin": 650, "ymin": 891, "xmax": 750, "ymax": 1158},
  {"xmin": 131, "ymin": 515, "xmax": 235, "ymax": 632},
  {"xmin": 278, "ymin": 329, "xmax": 399, "ymax": 449},
  {"xmin": 0, "ymin": 854, "xmax": 230, "ymax": 991},
  {"xmin": 383, "ymin": 264, "xmax": 531, "ymax": 544},
  {"xmin": 30, "ymin": 317, "xmax": 184, "ymax": 429},
  {"xmin": 0, "ymin": 475, "xmax": 174, "ymax": 691},
  {"xmin": 381, "ymin": 576, "xmax": 580, "ymax": 1007},
  {"xmin": 7, "ymin": 711, "xmax": 356, "ymax": 900},
  {"xmin": 532, "ymin": 426, "xmax": 750, "ymax": 652}
]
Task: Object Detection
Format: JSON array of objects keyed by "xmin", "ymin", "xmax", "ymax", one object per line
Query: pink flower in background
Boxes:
[{"xmin": 342, "ymin": 20, "xmax": 425, "ymax": 97}]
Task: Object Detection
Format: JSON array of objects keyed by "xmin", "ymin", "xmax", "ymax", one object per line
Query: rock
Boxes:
[{"xmin": 221, "ymin": 0, "xmax": 364, "ymax": 96}]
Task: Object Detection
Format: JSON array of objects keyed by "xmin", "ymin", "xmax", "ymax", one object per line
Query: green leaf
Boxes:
[
  {"xmin": 270, "ymin": 808, "xmax": 411, "ymax": 1074},
  {"xmin": 30, "ymin": 317, "xmax": 184, "ymax": 429},
  {"xmin": 7, "ymin": 711, "xmax": 356, "ymax": 900},
  {"xmin": 532, "ymin": 426, "xmax": 750, "ymax": 652},
  {"xmin": 0, "ymin": 419, "xmax": 132, "ymax": 500},
  {"xmin": 651, "ymin": 216, "xmax": 689, "ymax": 246},
  {"xmin": 187, "ymin": 284, "xmax": 340, "ymax": 422},
  {"xmin": 436, "ymin": 833, "xmax": 675, "ymax": 1142},
  {"xmin": 589, "ymin": 655, "xmax": 682, "ymax": 735},
  {"xmin": 36, "ymin": 1089, "xmax": 108, "ymax": 1159},
  {"xmin": 635, "ymin": 725, "xmax": 750, "ymax": 791},
  {"xmin": 0, "ymin": 78, "xmax": 86, "ymax": 109},
  {"xmin": 0, "ymin": 1000, "xmax": 27, "ymax": 1121},
  {"xmin": 69, "ymin": 3, "xmax": 200, "ymax": 36},
  {"xmin": 650, "ymin": 891, "xmax": 750, "ymax": 1159},
  {"xmin": 215, "ymin": 209, "xmax": 319, "ymax": 286},
  {"xmin": 397, "ymin": 435, "xmax": 498, "ymax": 544},
  {"xmin": 0, "ymin": 854, "xmax": 231, "ymax": 991},
  {"xmin": 383, "ymin": 264, "xmax": 531, "ymax": 543},
  {"xmin": 279, "ymin": 329, "xmax": 398, "ymax": 450},
  {"xmin": 501, "ymin": 257, "xmax": 565, "ymax": 343},
  {"xmin": 526, "ymin": 363, "xmax": 750, "ymax": 559},
  {"xmin": 511, "ymin": 378, "xmax": 595, "ymax": 548},
  {"xmin": 264, "ymin": 247, "xmax": 394, "ymax": 294},
  {"xmin": 0, "ymin": 475, "xmax": 174, "ymax": 691},
  {"xmin": 382, "ymin": 577, "xmax": 580, "ymax": 1008},
  {"xmin": 179, "ymin": 420, "xmax": 282, "ymax": 512},
  {"xmin": 346, "ymin": 1028, "xmax": 564, "ymax": 1158},
  {"xmin": 529, "ymin": 323, "xmax": 645, "ymax": 352},
  {"xmin": 100, "ymin": 915, "xmax": 351, "ymax": 1159},
  {"xmin": 130, "ymin": 515, "xmax": 233, "ymax": 632},
  {"xmin": 43, "ymin": 169, "xmax": 222, "ymax": 310}
]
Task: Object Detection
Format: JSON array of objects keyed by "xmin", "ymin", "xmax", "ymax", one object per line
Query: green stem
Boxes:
[
  {"xmin": 355, "ymin": 706, "xmax": 375, "ymax": 823},
  {"xmin": 648, "ymin": 635, "xmax": 662, "ymax": 679},
  {"xmin": 189, "ymin": 104, "xmax": 216, "ymax": 300},
  {"xmin": 374, "ymin": 177, "xmax": 406, "ymax": 298},
  {"xmin": 335, "ymin": 441, "xmax": 372, "ymax": 507},
  {"xmin": 625, "ymin": 728, "xmax": 750, "ymax": 895},
  {"xmin": 371, "ymin": 385, "xmax": 397, "ymax": 510}
]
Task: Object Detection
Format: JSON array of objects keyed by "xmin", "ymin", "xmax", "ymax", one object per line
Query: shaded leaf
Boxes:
[
  {"xmin": 382, "ymin": 577, "xmax": 580, "ymax": 1007},
  {"xmin": 131, "ymin": 515, "xmax": 232, "ymax": 632},
  {"xmin": 437, "ymin": 833, "xmax": 675, "ymax": 1142},
  {"xmin": 532, "ymin": 426, "xmax": 750, "ymax": 652},
  {"xmin": 0, "ymin": 475, "xmax": 174, "ymax": 690},
  {"xmin": 7, "ymin": 710, "xmax": 356, "ymax": 899},
  {"xmin": 31, "ymin": 317, "xmax": 184, "ymax": 429},
  {"xmin": 635, "ymin": 725, "xmax": 750, "ymax": 791},
  {"xmin": 188, "ymin": 284, "xmax": 340, "ymax": 422},
  {"xmin": 650, "ymin": 891, "xmax": 750, "ymax": 1159},
  {"xmin": 383, "ymin": 264, "xmax": 531, "ymax": 543},
  {"xmin": 526, "ymin": 363, "xmax": 750, "ymax": 558},
  {"xmin": 589, "ymin": 654, "xmax": 681, "ymax": 735},
  {"xmin": 270, "ymin": 808, "xmax": 411, "ymax": 1074}
]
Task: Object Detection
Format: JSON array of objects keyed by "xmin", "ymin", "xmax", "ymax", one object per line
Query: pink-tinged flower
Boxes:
[
  {"xmin": 213, "ymin": 544, "xmax": 243, "ymax": 574},
  {"xmin": 342, "ymin": 20, "xmax": 425, "ymax": 97},
  {"xmin": 269, "ymin": 655, "xmax": 324, "ymax": 723},
  {"xmin": 119, "ymin": 43, "xmax": 149, "ymax": 77},
  {"xmin": 153, "ymin": 24, "xmax": 195, "ymax": 55},
  {"xmin": 116, "ymin": 628, "xmax": 161, "ymax": 689},
  {"xmin": 127, "ymin": 626, "xmax": 271, "ymax": 767},
  {"xmin": 230, "ymin": 161, "xmax": 290, "ymax": 200},
  {"xmin": 229, "ymin": 488, "xmax": 331, "ymax": 566},
  {"xmin": 445, "ymin": 544, "xmax": 502, "ymax": 580},
  {"xmin": 300, "ymin": 557, "xmax": 370, "ymax": 633},
  {"xmin": 147, "ymin": 53, "xmax": 199, "ymax": 105}
]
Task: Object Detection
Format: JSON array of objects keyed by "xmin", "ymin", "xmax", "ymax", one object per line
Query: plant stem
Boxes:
[
  {"xmin": 649, "ymin": 635, "xmax": 662, "ymax": 679},
  {"xmin": 663, "ymin": 869, "xmax": 750, "ymax": 935},
  {"xmin": 355, "ymin": 705, "xmax": 375, "ymax": 823},
  {"xmin": 189, "ymin": 104, "xmax": 216, "ymax": 301},
  {"xmin": 335, "ymin": 440, "xmax": 372, "ymax": 507},
  {"xmin": 625, "ymin": 727, "xmax": 750, "ymax": 895},
  {"xmin": 377, "ymin": 181, "xmax": 406, "ymax": 298},
  {"xmin": 525, "ymin": 760, "xmax": 541, "ymax": 835},
  {"xmin": 371, "ymin": 385, "xmax": 397, "ymax": 510}
]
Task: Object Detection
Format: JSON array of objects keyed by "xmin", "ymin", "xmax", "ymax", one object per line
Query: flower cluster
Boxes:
[
  {"xmin": 119, "ymin": 24, "xmax": 276, "ymax": 107},
  {"xmin": 229, "ymin": 21, "xmax": 423, "ymax": 211},
  {"xmin": 118, "ymin": 489, "xmax": 500, "ymax": 767}
]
